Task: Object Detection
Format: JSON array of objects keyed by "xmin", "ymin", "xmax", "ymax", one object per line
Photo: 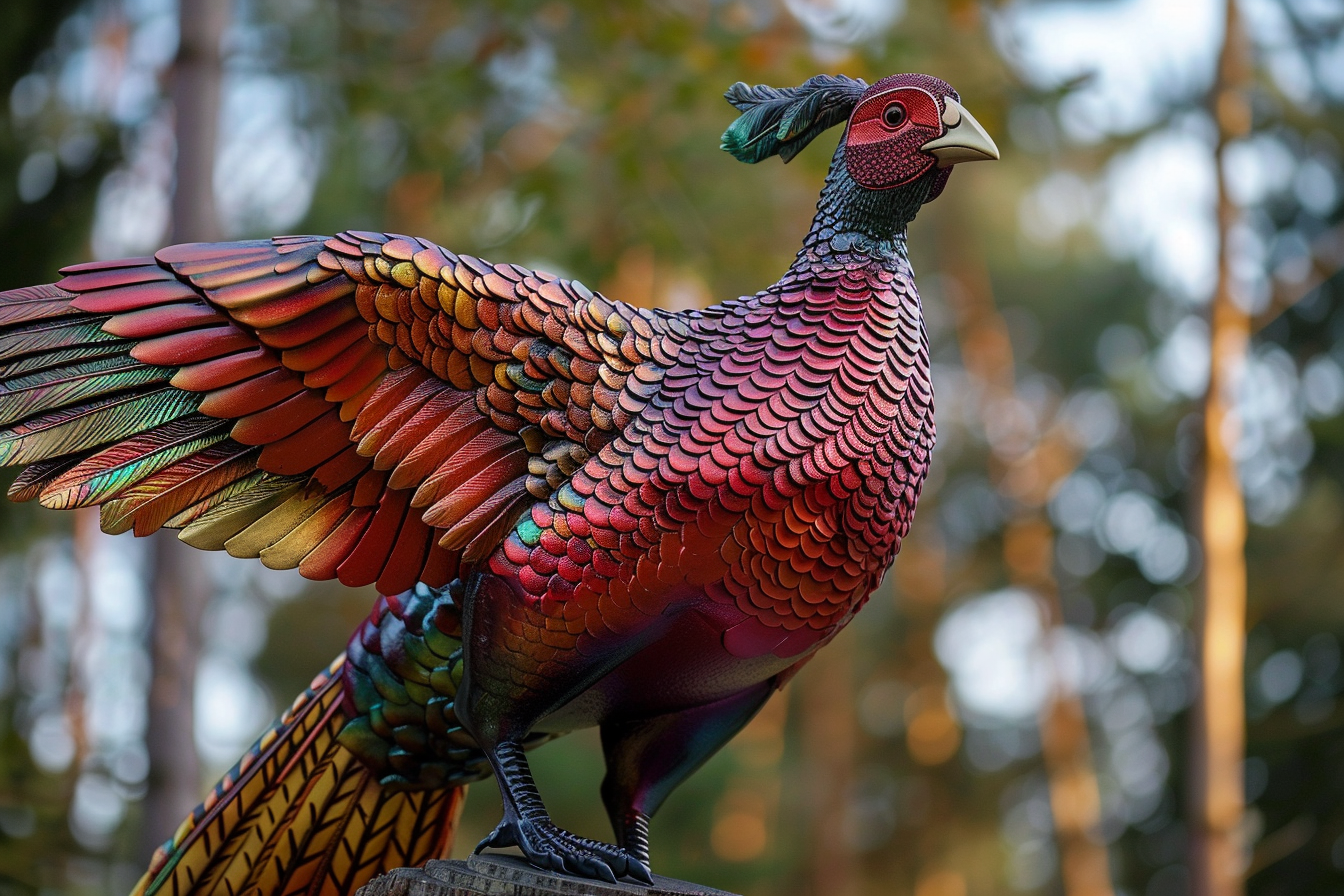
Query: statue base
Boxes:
[{"xmin": 357, "ymin": 853, "xmax": 740, "ymax": 896}]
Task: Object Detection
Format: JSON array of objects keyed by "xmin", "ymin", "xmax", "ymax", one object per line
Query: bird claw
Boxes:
[
  {"xmin": 475, "ymin": 816, "xmax": 650, "ymax": 884},
  {"xmin": 473, "ymin": 823, "xmax": 518, "ymax": 852},
  {"xmin": 625, "ymin": 858, "xmax": 654, "ymax": 885}
]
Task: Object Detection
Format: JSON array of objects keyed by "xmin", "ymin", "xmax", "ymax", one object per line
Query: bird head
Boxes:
[
  {"xmin": 842, "ymin": 74, "xmax": 998, "ymax": 200},
  {"xmin": 722, "ymin": 72, "xmax": 998, "ymax": 235}
]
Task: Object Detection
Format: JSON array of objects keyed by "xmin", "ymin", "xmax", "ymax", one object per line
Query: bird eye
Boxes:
[{"xmin": 882, "ymin": 102, "xmax": 907, "ymax": 129}]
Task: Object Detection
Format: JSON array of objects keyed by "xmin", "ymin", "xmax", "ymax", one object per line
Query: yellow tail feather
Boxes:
[{"xmin": 132, "ymin": 656, "xmax": 466, "ymax": 896}]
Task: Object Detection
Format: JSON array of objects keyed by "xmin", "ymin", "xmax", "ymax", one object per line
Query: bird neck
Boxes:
[{"xmin": 794, "ymin": 142, "xmax": 932, "ymax": 265}]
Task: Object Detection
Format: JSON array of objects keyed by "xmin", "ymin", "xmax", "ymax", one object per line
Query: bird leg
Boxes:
[
  {"xmin": 599, "ymin": 682, "xmax": 774, "ymax": 863},
  {"xmin": 475, "ymin": 740, "xmax": 651, "ymax": 883},
  {"xmin": 456, "ymin": 572, "xmax": 654, "ymax": 883}
]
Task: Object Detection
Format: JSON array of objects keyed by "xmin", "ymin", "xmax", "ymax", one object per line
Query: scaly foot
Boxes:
[
  {"xmin": 476, "ymin": 740, "xmax": 652, "ymax": 884},
  {"xmin": 611, "ymin": 809, "xmax": 652, "ymax": 867},
  {"xmin": 475, "ymin": 815, "xmax": 652, "ymax": 884}
]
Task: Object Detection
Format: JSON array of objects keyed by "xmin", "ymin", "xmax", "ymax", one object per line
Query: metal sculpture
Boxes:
[{"xmin": 0, "ymin": 73, "xmax": 996, "ymax": 895}]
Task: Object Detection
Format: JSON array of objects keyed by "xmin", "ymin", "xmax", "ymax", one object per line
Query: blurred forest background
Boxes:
[{"xmin": 1, "ymin": 0, "xmax": 1343, "ymax": 895}]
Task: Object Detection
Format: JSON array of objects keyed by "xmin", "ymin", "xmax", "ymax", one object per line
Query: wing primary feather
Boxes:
[
  {"xmin": 59, "ymin": 255, "xmax": 156, "ymax": 274},
  {"xmin": 222, "ymin": 489, "xmax": 331, "ymax": 558},
  {"xmin": 176, "ymin": 474, "xmax": 305, "ymax": 550},
  {"xmin": 0, "ymin": 299, "xmax": 79, "ymax": 328},
  {"xmin": 0, "ymin": 343, "xmax": 133, "ymax": 380},
  {"xmin": 0, "ymin": 318, "xmax": 124, "ymax": 360},
  {"xmin": 376, "ymin": 511, "xmax": 432, "ymax": 595},
  {"xmin": 336, "ymin": 487, "xmax": 411, "ymax": 587},
  {"xmin": 0, "ymin": 284, "xmax": 79, "ymax": 325},
  {"xmin": 40, "ymin": 416, "xmax": 232, "ymax": 509},
  {"xmin": 0, "ymin": 357, "xmax": 172, "ymax": 427},
  {"xmin": 259, "ymin": 490, "xmax": 353, "ymax": 570},
  {"xmin": 298, "ymin": 507, "xmax": 374, "ymax": 579},
  {"xmin": 99, "ymin": 442, "xmax": 259, "ymax": 535},
  {"xmin": 2, "ymin": 352, "xmax": 149, "ymax": 392},
  {"xmin": 0, "ymin": 387, "xmax": 201, "ymax": 467},
  {"xmin": 8, "ymin": 453, "xmax": 92, "ymax": 502},
  {"xmin": 0, "ymin": 283, "xmax": 76, "ymax": 302}
]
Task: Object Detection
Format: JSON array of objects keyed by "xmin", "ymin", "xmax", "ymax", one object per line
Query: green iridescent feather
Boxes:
[
  {"xmin": 99, "ymin": 444, "xmax": 258, "ymax": 535},
  {"xmin": 0, "ymin": 387, "xmax": 201, "ymax": 467},
  {"xmin": 0, "ymin": 317, "xmax": 123, "ymax": 359},
  {"xmin": 0, "ymin": 342, "xmax": 131, "ymax": 380},
  {"xmin": 40, "ymin": 417, "xmax": 233, "ymax": 509},
  {"xmin": 0, "ymin": 358, "xmax": 173, "ymax": 427}
]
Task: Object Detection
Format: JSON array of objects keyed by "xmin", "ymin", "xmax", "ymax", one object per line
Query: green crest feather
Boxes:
[{"xmin": 720, "ymin": 74, "xmax": 868, "ymax": 164}]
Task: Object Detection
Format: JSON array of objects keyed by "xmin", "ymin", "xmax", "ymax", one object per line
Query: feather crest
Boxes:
[{"xmin": 721, "ymin": 74, "xmax": 867, "ymax": 164}]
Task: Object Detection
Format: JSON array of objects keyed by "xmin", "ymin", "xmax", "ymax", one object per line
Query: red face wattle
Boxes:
[
  {"xmin": 844, "ymin": 84, "xmax": 947, "ymax": 190},
  {"xmin": 844, "ymin": 72, "xmax": 983, "ymax": 197}
]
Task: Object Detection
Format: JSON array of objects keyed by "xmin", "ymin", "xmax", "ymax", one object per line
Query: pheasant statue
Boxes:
[{"xmin": 0, "ymin": 73, "xmax": 995, "ymax": 893}]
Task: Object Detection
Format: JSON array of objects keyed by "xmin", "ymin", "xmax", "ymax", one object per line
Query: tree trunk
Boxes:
[
  {"xmin": 938, "ymin": 192, "xmax": 1114, "ymax": 896},
  {"xmin": 140, "ymin": 534, "xmax": 210, "ymax": 857},
  {"xmin": 66, "ymin": 508, "xmax": 99, "ymax": 774},
  {"xmin": 1189, "ymin": 2, "xmax": 1252, "ymax": 894},
  {"xmin": 138, "ymin": 0, "xmax": 228, "ymax": 860},
  {"xmin": 168, "ymin": 0, "xmax": 226, "ymax": 246}
]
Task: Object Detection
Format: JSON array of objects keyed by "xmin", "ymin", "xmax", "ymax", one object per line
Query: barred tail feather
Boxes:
[{"xmin": 133, "ymin": 656, "xmax": 465, "ymax": 896}]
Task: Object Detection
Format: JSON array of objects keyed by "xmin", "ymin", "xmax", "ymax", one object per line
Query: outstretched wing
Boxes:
[{"xmin": 0, "ymin": 232, "xmax": 682, "ymax": 592}]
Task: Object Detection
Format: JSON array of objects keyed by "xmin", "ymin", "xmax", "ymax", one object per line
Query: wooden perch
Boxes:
[{"xmin": 357, "ymin": 854, "xmax": 740, "ymax": 896}]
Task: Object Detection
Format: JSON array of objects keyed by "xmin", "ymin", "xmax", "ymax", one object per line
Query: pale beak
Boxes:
[{"xmin": 920, "ymin": 98, "xmax": 1000, "ymax": 168}]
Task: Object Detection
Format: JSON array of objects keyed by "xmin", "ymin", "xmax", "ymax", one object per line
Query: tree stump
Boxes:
[{"xmin": 357, "ymin": 853, "xmax": 740, "ymax": 896}]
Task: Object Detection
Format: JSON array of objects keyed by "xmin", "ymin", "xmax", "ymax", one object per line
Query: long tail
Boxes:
[{"xmin": 132, "ymin": 656, "xmax": 465, "ymax": 896}]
